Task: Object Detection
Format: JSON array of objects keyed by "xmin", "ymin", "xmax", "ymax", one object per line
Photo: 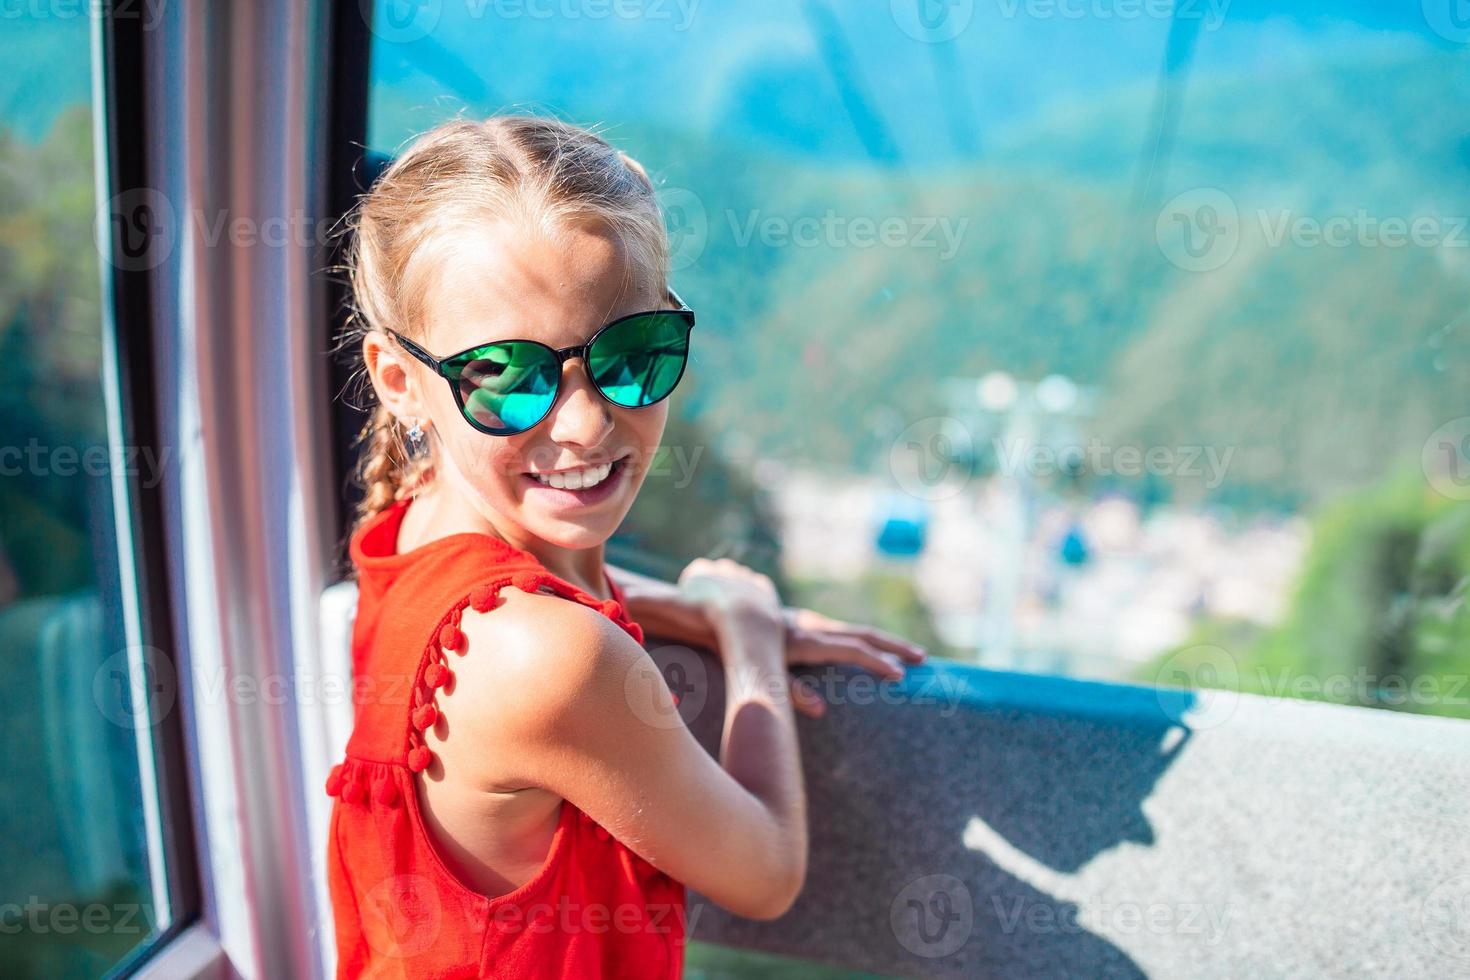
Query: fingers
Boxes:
[
  {"xmin": 801, "ymin": 635, "xmax": 906, "ymax": 680},
  {"xmin": 854, "ymin": 624, "xmax": 928, "ymax": 663},
  {"xmin": 784, "ymin": 607, "xmax": 928, "ymax": 664}
]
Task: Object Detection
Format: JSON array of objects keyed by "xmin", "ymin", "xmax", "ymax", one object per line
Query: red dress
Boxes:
[{"xmin": 325, "ymin": 498, "xmax": 687, "ymax": 979}]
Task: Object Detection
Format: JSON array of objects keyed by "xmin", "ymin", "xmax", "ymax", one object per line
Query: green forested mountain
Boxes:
[{"xmin": 567, "ymin": 49, "xmax": 1470, "ymax": 510}]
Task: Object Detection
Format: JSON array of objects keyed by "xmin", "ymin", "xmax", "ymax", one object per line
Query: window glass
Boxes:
[
  {"xmin": 365, "ymin": 1, "xmax": 1470, "ymax": 725},
  {"xmin": 0, "ymin": 10, "xmax": 175, "ymax": 976}
]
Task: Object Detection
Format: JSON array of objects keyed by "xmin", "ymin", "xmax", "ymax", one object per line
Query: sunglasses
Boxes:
[{"xmin": 388, "ymin": 289, "xmax": 695, "ymax": 437}]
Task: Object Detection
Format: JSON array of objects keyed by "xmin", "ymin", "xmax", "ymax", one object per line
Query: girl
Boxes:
[{"xmin": 325, "ymin": 114, "xmax": 926, "ymax": 978}]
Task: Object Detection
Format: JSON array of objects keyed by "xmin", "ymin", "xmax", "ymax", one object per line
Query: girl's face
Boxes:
[{"xmin": 388, "ymin": 218, "xmax": 669, "ymax": 551}]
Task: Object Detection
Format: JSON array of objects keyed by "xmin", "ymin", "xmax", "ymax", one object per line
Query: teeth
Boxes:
[{"xmin": 533, "ymin": 461, "xmax": 614, "ymax": 490}]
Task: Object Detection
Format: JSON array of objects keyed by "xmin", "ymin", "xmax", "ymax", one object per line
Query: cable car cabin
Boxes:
[{"xmin": 3, "ymin": 2, "xmax": 1468, "ymax": 978}]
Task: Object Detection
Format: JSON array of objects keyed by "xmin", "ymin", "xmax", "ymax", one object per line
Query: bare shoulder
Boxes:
[{"xmin": 435, "ymin": 584, "xmax": 648, "ymax": 758}]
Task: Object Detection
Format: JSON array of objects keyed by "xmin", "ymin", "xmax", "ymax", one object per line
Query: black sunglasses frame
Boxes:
[{"xmin": 388, "ymin": 288, "xmax": 695, "ymax": 437}]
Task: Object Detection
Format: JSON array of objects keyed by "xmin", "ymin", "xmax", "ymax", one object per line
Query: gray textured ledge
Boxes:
[{"xmin": 645, "ymin": 641, "xmax": 1470, "ymax": 979}]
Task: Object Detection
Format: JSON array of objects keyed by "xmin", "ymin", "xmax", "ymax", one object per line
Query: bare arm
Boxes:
[
  {"xmin": 434, "ymin": 567, "xmax": 808, "ymax": 919},
  {"xmin": 607, "ymin": 561, "xmax": 928, "ymax": 719}
]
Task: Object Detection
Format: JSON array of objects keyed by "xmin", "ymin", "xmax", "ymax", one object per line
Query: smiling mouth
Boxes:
[{"xmin": 525, "ymin": 455, "xmax": 630, "ymax": 491}]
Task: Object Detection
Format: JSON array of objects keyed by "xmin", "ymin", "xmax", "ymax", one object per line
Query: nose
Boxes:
[{"xmin": 544, "ymin": 356, "xmax": 613, "ymax": 448}]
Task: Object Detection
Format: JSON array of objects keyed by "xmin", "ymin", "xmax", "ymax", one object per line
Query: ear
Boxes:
[{"xmin": 363, "ymin": 331, "xmax": 430, "ymax": 424}]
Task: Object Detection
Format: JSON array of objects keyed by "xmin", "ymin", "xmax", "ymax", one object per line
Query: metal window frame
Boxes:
[
  {"xmin": 89, "ymin": 2, "xmax": 206, "ymax": 975},
  {"xmin": 108, "ymin": 0, "xmax": 343, "ymax": 977}
]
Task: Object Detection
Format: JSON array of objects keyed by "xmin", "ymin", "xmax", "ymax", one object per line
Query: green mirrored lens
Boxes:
[
  {"xmin": 587, "ymin": 312, "xmax": 692, "ymax": 408},
  {"xmin": 447, "ymin": 341, "xmax": 559, "ymax": 433}
]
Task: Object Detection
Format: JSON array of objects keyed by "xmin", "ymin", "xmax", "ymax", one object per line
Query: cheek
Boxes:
[
  {"xmin": 444, "ymin": 431, "xmax": 527, "ymax": 496},
  {"xmin": 620, "ymin": 404, "xmax": 669, "ymax": 471}
]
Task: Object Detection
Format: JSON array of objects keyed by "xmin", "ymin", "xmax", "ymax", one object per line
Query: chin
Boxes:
[{"xmin": 527, "ymin": 519, "xmax": 617, "ymax": 551}]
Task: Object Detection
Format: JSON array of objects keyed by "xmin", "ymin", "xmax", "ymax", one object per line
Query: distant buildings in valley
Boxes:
[{"xmin": 770, "ymin": 467, "xmax": 1308, "ymax": 682}]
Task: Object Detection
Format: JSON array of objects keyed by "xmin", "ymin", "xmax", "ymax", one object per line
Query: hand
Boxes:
[
  {"xmin": 780, "ymin": 606, "xmax": 928, "ymax": 718},
  {"xmin": 676, "ymin": 558, "xmax": 929, "ymax": 719},
  {"xmin": 676, "ymin": 557, "xmax": 787, "ymax": 666},
  {"xmin": 676, "ymin": 556, "xmax": 782, "ymax": 620}
]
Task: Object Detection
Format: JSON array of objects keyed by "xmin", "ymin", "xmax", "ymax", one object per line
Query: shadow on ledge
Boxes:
[{"xmin": 645, "ymin": 640, "xmax": 1194, "ymax": 979}]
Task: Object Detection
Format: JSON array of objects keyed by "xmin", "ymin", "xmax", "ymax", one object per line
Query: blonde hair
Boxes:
[{"xmin": 337, "ymin": 114, "xmax": 671, "ymax": 531}]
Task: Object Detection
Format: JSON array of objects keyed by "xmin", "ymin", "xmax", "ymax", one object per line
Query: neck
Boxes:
[{"xmin": 401, "ymin": 480, "xmax": 612, "ymax": 602}]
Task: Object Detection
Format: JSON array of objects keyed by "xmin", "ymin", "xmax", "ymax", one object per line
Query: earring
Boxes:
[{"xmin": 406, "ymin": 418, "xmax": 428, "ymax": 457}]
